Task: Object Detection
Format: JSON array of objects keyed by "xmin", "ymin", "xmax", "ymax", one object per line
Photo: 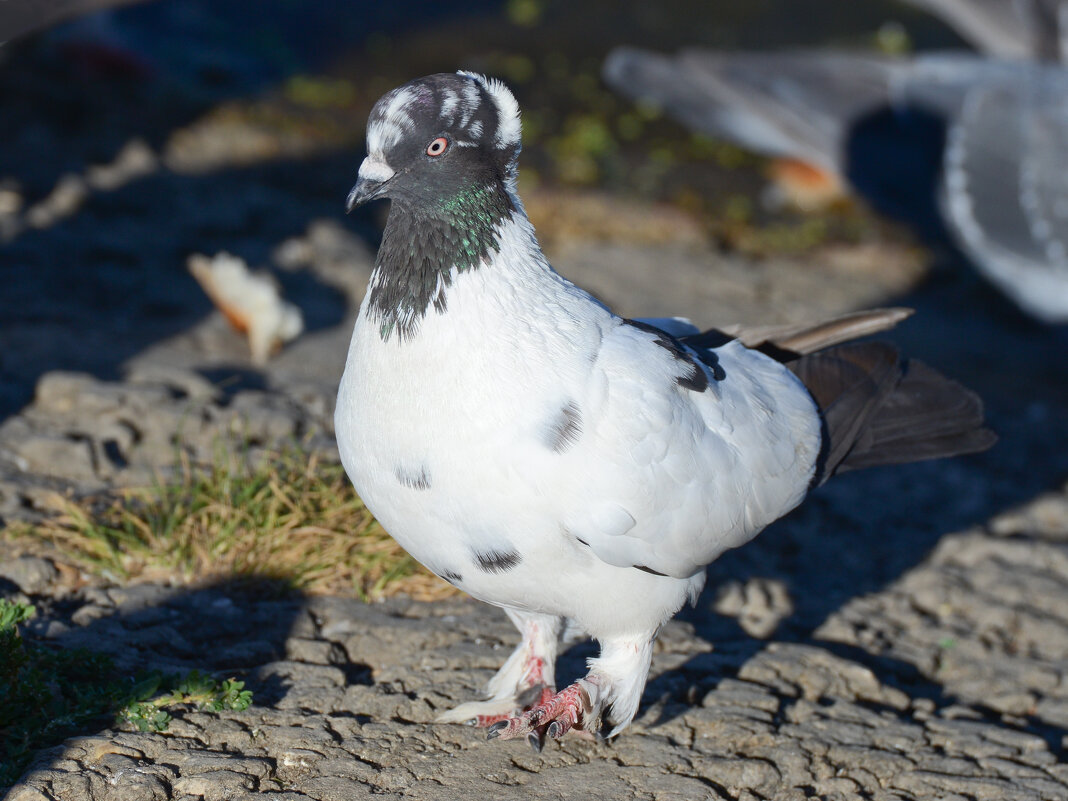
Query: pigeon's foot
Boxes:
[
  {"xmin": 485, "ymin": 680, "xmax": 595, "ymax": 748},
  {"xmin": 438, "ymin": 611, "xmax": 569, "ymax": 750},
  {"xmin": 437, "ymin": 682, "xmax": 553, "ymax": 728}
]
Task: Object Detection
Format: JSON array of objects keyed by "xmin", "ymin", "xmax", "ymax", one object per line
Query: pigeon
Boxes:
[
  {"xmin": 335, "ymin": 71, "xmax": 995, "ymax": 747},
  {"xmin": 603, "ymin": 46, "xmax": 1068, "ymax": 323}
]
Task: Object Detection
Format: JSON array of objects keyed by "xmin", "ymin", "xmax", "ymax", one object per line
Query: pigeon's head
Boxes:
[{"xmin": 346, "ymin": 71, "xmax": 522, "ymax": 213}]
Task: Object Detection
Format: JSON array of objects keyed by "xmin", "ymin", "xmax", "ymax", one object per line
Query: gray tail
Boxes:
[{"xmin": 788, "ymin": 342, "xmax": 996, "ymax": 484}]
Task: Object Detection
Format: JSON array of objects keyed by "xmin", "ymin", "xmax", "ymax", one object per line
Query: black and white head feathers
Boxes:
[
  {"xmin": 349, "ymin": 72, "xmax": 525, "ymax": 341},
  {"xmin": 355, "ymin": 71, "xmax": 523, "ymax": 208}
]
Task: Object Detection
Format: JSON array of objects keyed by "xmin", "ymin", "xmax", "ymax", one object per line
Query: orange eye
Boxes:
[{"xmin": 427, "ymin": 136, "xmax": 449, "ymax": 157}]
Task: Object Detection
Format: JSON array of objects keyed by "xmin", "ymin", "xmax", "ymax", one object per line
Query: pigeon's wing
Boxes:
[
  {"xmin": 940, "ymin": 64, "xmax": 1068, "ymax": 321},
  {"xmin": 902, "ymin": 0, "xmax": 1068, "ymax": 61},
  {"xmin": 713, "ymin": 307, "xmax": 914, "ymax": 356},
  {"xmin": 558, "ymin": 322, "xmax": 820, "ymax": 579},
  {"xmin": 603, "ymin": 47, "xmax": 901, "ymax": 175},
  {"xmin": 0, "ymin": 0, "xmax": 144, "ymax": 42},
  {"xmin": 603, "ymin": 47, "xmax": 834, "ymax": 169}
]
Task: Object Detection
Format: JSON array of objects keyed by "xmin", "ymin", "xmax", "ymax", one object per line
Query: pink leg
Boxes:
[{"xmin": 436, "ymin": 611, "xmax": 564, "ymax": 743}]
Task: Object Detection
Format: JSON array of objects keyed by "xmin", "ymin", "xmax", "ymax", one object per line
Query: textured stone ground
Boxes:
[
  {"xmin": 5, "ymin": 484, "xmax": 1068, "ymax": 801},
  {"xmin": 4, "ymin": 6, "xmax": 1068, "ymax": 799}
]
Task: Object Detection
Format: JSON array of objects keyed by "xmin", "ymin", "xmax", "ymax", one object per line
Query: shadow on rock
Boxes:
[
  {"xmin": 3, "ymin": 576, "xmax": 366, "ymax": 788},
  {"xmin": 0, "ymin": 151, "xmax": 365, "ymax": 423}
]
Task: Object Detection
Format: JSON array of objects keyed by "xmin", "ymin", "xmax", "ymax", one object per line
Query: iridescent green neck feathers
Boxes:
[{"xmin": 367, "ymin": 181, "xmax": 514, "ymax": 342}]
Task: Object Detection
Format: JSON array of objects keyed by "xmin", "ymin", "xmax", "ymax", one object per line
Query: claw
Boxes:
[
  {"xmin": 526, "ymin": 729, "xmax": 544, "ymax": 752},
  {"xmin": 486, "ymin": 720, "xmax": 509, "ymax": 740}
]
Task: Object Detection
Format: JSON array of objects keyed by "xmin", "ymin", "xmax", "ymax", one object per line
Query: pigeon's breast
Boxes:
[{"xmin": 334, "ymin": 258, "xmax": 614, "ymax": 601}]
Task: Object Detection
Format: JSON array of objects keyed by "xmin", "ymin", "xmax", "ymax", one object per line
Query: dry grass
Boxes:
[{"xmin": 7, "ymin": 450, "xmax": 457, "ymax": 602}]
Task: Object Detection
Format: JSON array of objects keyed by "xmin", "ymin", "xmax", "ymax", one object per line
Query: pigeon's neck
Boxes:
[{"xmin": 367, "ymin": 180, "xmax": 518, "ymax": 342}]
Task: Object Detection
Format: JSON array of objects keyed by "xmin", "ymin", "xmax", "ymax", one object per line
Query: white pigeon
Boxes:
[{"xmin": 335, "ymin": 72, "xmax": 994, "ymax": 748}]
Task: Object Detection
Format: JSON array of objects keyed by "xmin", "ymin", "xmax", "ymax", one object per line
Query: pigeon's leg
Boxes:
[
  {"xmin": 436, "ymin": 610, "xmax": 562, "ymax": 729},
  {"xmin": 486, "ymin": 634, "xmax": 654, "ymax": 743}
]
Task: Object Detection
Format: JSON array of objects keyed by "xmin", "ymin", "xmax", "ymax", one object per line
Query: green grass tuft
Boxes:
[
  {"xmin": 0, "ymin": 599, "xmax": 252, "ymax": 787},
  {"xmin": 6, "ymin": 449, "xmax": 454, "ymax": 601}
]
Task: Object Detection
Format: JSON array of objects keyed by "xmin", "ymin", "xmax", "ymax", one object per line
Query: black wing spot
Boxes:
[
  {"xmin": 545, "ymin": 401, "xmax": 583, "ymax": 452},
  {"xmin": 441, "ymin": 570, "xmax": 463, "ymax": 584},
  {"xmin": 624, "ymin": 319, "xmax": 722, "ymax": 392},
  {"xmin": 395, "ymin": 465, "xmax": 431, "ymax": 490},
  {"xmin": 633, "ymin": 564, "xmax": 668, "ymax": 576},
  {"xmin": 676, "ymin": 362, "xmax": 709, "ymax": 393},
  {"xmin": 474, "ymin": 548, "xmax": 522, "ymax": 573}
]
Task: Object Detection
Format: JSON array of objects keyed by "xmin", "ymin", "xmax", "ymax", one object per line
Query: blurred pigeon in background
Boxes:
[{"xmin": 603, "ymin": 3, "xmax": 1068, "ymax": 323}]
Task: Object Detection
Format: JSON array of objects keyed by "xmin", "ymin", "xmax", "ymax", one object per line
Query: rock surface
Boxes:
[{"xmin": 8, "ymin": 491, "xmax": 1068, "ymax": 800}]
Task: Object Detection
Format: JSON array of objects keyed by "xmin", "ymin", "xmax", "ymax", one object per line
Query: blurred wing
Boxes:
[
  {"xmin": 604, "ymin": 47, "xmax": 902, "ymax": 175},
  {"xmin": 941, "ymin": 65, "xmax": 1068, "ymax": 321},
  {"xmin": 902, "ymin": 0, "xmax": 1068, "ymax": 62}
]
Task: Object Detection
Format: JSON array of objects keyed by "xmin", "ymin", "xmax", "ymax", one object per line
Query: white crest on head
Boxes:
[
  {"xmin": 440, "ymin": 88, "xmax": 460, "ymax": 123},
  {"xmin": 367, "ymin": 86, "xmax": 418, "ymax": 154},
  {"xmin": 458, "ymin": 79, "xmax": 480, "ymax": 127},
  {"xmin": 457, "ymin": 71, "xmax": 522, "ymax": 150}
]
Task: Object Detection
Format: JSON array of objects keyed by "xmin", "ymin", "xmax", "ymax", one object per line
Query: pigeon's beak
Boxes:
[{"xmin": 346, "ymin": 156, "xmax": 395, "ymax": 213}]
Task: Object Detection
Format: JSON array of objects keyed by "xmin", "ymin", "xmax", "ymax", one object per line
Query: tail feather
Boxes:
[
  {"xmin": 689, "ymin": 307, "xmax": 913, "ymax": 356},
  {"xmin": 839, "ymin": 359, "xmax": 995, "ymax": 471},
  {"xmin": 745, "ymin": 308, "xmax": 914, "ymax": 356},
  {"xmin": 787, "ymin": 342, "xmax": 995, "ymax": 483}
]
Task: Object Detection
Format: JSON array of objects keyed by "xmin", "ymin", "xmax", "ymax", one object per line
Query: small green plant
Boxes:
[
  {"xmin": 0, "ymin": 600, "xmax": 252, "ymax": 787},
  {"xmin": 120, "ymin": 671, "xmax": 253, "ymax": 732}
]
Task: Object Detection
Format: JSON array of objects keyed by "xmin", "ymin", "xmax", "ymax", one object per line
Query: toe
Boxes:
[
  {"xmin": 546, "ymin": 717, "xmax": 574, "ymax": 740},
  {"xmin": 436, "ymin": 697, "xmax": 517, "ymax": 725},
  {"xmin": 484, "ymin": 682, "xmax": 590, "ymax": 743}
]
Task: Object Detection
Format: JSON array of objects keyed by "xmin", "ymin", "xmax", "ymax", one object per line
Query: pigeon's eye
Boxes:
[{"xmin": 427, "ymin": 137, "xmax": 449, "ymax": 157}]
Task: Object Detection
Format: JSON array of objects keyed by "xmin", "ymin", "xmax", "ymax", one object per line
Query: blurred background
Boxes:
[{"xmin": 3, "ymin": 2, "xmax": 1068, "ymax": 789}]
